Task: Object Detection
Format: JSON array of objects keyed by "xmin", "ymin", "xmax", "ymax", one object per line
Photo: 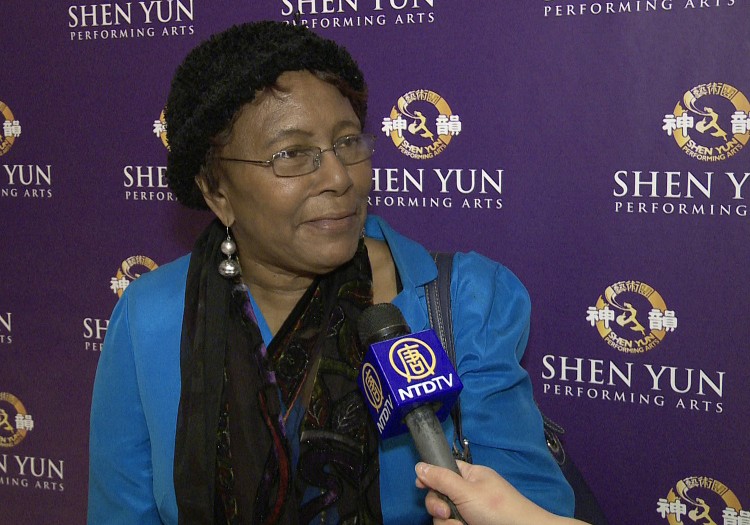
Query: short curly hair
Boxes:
[{"xmin": 165, "ymin": 21, "xmax": 368, "ymax": 209}]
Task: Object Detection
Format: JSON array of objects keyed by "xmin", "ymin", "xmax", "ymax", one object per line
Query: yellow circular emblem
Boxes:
[
  {"xmin": 387, "ymin": 89, "xmax": 459, "ymax": 160},
  {"xmin": 388, "ymin": 337, "xmax": 437, "ymax": 383},
  {"xmin": 593, "ymin": 280, "xmax": 673, "ymax": 354},
  {"xmin": 670, "ymin": 83, "xmax": 750, "ymax": 162}
]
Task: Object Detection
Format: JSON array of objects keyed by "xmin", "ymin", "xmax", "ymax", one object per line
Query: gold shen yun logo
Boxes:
[
  {"xmin": 657, "ymin": 476, "xmax": 745, "ymax": 525},
  {"xmin": 663, "ymin": 83, "xmax": 750, "ymax": 162},
  {"xmin": 587, "ymin": 281, "xmax": 677, "ymax": 354},
  {"xmin": 153, "ymin": 109, "xmax": 169, "ymax": 149},
  {"xmin": 0, "ymin": 393, "xmax": 34, "ymax": 448},
  {"xmin": 110, "ymin": 256, "xmax": 158, "ymax": 297},
  {"xmin": 382, "ymin": 89, "xmax": 461, "ymax": 160},
  {"xmin": 389, "ymin": 337, "xmax": 437, "ymax": 383},
  {"xmin": 0, "ymin": 101, "xmax": 22, "ymax": 157}
]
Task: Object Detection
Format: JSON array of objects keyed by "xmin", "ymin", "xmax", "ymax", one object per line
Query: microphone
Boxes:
[{"xmin": 357, "ymin": 303, "xmax": 466, "ymax": 523}]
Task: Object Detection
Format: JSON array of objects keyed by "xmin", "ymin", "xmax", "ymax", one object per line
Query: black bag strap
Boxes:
[{"xmin": 425, "ymin": 251, "xmax": 470, "ymax": 463}]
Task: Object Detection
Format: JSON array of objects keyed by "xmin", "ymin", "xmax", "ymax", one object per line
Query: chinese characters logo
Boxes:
[
  {"xmin": 388, "ymin": 337, "xmax": 437, "ymax": 382},
  {"xmin": 662, "ymin": 83, "xmax": 750, "ymax": 162},
  {"xmin": 110, "ymin": 256, "xmax": 159, "ymax": 298},
  {"xmin": 586, "ymin": 280, "xmax": 677, "ymax": 354},
  {"xmin": 361, "ymin": 363, "xmax": 384, "ymax": 411},
  {"xmin": 382, "ymin": 89, "xmax": 461, "ymax": 160},
  {"xmin": 0, "ymin": 101, "xmax": 22, "ymax": 157},
  {"xmin": 0, "ymin": 392, "xmax": 33, "ymax": 448},
  {"xmin": 657, "ymin": 476, "xmax": 745, "ymax": 525}
]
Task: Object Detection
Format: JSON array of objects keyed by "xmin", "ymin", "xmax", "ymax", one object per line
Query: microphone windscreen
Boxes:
[{"xmin": 357, "ymin": 303, "xmax": 410, "ymax": 347}]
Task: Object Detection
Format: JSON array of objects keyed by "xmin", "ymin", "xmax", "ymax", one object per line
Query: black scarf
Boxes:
[{"xmin": 174, "ymin": 219, "xmax": 382, "ymax": 524}]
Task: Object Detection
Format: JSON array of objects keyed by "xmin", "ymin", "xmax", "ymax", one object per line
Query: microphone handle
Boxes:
[{"xmin": 404, "ymin": 405, "xmax": 467, "ymax": 524}]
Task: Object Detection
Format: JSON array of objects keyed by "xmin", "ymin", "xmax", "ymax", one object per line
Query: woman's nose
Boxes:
[{"xmin": 314, "ymin": 149, "xmax": 354, "ymax": 194}]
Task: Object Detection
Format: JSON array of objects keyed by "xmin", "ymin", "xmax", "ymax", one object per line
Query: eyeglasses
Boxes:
[{"xmin": 219, "ymin": 133, "xmax": 376, "ymax": 177}]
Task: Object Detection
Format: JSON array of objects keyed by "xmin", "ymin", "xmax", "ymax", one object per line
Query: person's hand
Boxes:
[
  {"xmin": 415, "ymin": 461, "xmax": 588, "ymax": 525},
  {"xmin": 415, "ymin": 460, "xmax": 540, "ymax": 525}
]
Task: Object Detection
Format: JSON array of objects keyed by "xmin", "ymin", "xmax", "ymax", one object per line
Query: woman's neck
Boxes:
[
  {"xmin": 240, "ymin": 259, "xmax": 315, "ymax": 336},
  {"xmin": 243, "ymin": 237, "xmax": 398, "ymax": 336},
  {"xmin": 365, "ymin": 237, "xmax": 398, "ymax": 305}
]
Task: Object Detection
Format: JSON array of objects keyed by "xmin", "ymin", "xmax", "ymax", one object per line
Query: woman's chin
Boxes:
[{"xmin": 302, "ymin": 237, "xmax": 361, "ymax": 274}]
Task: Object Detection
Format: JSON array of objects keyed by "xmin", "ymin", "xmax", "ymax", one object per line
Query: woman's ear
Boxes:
[{"xmin": 196, "ymin": 175, "xmax": 235, "ymax": 227}]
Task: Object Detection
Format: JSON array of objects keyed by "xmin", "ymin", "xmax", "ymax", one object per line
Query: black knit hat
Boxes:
[{"xmin": 165, "ymin": 21, "xmax": 367, "ymax": 209}]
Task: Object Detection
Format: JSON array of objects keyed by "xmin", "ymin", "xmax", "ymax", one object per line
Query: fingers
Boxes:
[
  {"xmin": 425, "ymin": 490, "xmax": 465, "ymax": 524},
  {"xmin": 425, "ymin": 489, "xmax": 451, "ymax": 519},
  {"xmin": 417, "ymin": 464, "xmax": 468, "ymax": 522},
  {"xmin": 415, "ymin": 462, "xmax": 465, "ymax": 500},
  {"xmin": 455, "ymin": 460, "xmax": 472, "ymax": 477}
]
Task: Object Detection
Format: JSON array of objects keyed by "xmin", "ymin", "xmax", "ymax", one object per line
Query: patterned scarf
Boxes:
[{"xmin": 175, "ymin": 219, "xmax": 382, "ymax": 524}]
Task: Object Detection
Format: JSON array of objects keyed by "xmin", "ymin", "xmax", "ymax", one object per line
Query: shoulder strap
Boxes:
[
  {"xmin": 425, "ymin": 252, "xmax": 470, "ymax": 463},
  {"xmin": 426, "ymin": 252, "xmax": 454, "ymax": 349}
]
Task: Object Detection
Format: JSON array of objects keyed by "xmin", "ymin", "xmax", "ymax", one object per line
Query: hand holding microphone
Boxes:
[
  {"xmin": 415, "ymin": 461, "xmax": 592, "ymax": 525},
  {"xmin": 357, "ymin": 303, "xmax": 467, "ymax": 523}
]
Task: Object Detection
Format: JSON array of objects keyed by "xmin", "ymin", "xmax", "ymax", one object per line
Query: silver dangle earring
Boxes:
[{"xmin": 218, "ymin": 226, "xmax": 241, "ymax": 278}]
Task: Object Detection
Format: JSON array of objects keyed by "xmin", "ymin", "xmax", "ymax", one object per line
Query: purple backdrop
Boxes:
[{"xmin": 1, "ymin": 1, "xmax": 748, "ymax": 523}]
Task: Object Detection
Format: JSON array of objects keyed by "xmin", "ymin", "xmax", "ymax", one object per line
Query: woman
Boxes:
[{"xmin": 88, "ymin": 21, "xmax": 574, "ymax": 524}]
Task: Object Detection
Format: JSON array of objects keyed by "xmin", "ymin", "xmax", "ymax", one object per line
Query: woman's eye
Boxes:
[
  {"xmin": 277, "ymin": 148, "xmax": 306, "ymax": 160},
  {"xmin": 338, "ymin": 135, "xmax": 360, "ymax": 148}
]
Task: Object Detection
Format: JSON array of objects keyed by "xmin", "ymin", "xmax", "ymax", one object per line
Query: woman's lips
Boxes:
[{"xmin": 305, "ymin": 211, "xmax": 358, "ymax": 231}]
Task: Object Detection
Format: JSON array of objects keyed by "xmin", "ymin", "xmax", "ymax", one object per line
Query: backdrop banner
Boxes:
[{"xmin": 1, "ymin": 1, "xmax": 747, "ymax": 524}]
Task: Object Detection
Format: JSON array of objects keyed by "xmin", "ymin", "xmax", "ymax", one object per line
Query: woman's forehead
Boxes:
[{"xmin": 232, "ymin": 72, "xmax": 359, "ymax": 146}]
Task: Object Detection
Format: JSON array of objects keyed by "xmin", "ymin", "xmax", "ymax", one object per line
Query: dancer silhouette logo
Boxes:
[
  {"xmin": 586, "ymin": 280, "xmax": 677, "ymax": 354},
  {"xmin": 662, "ymin": 83, "xmax": 750, "ymax": 162},
  {"xmin": 382, "ymin": 89, "xmax": 461, "ymax": 160}
]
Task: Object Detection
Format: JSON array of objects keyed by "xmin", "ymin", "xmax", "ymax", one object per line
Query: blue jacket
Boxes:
[{"xmin": 88, "ymin": 215, "xmax": 574, "ymax": 524}]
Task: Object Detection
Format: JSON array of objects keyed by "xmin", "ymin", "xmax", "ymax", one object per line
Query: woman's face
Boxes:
[{"xmin": 203, "ymin": 70, "xmax": 372, "ymax": 280}]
